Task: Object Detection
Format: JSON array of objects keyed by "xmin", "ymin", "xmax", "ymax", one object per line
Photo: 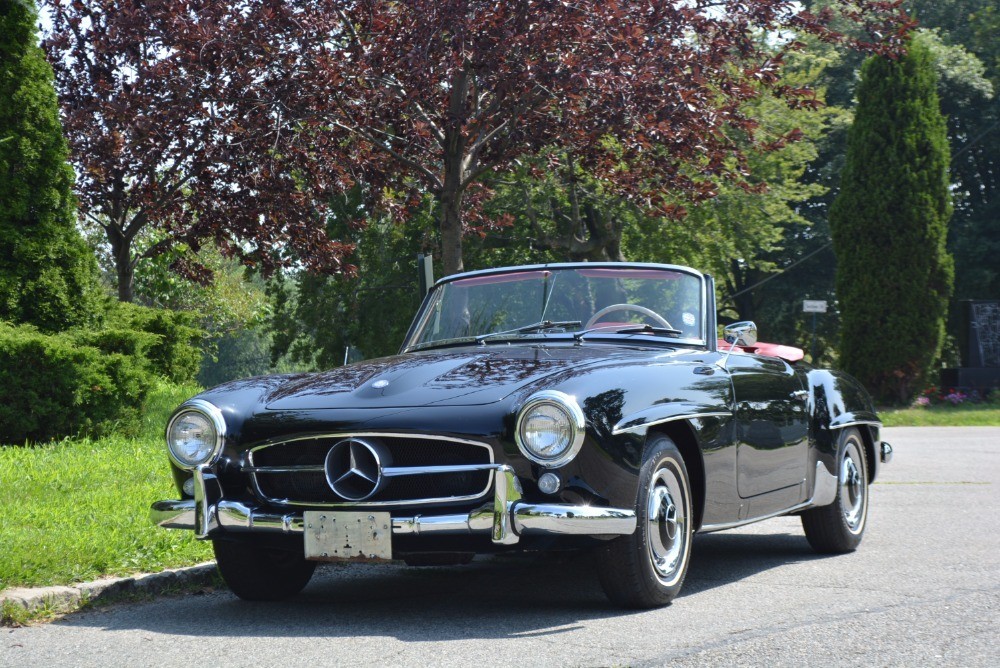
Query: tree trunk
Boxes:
[
  {"xmin": 439, "ymin": 190, "xmax": 464, "ymax": 276},
  {"xmin": 728, "ymin": 259, "xmax": 756, "ymax": 322},
  {"xmin": 107, "ymin": 223, "xmax": 135, "ymax": 302},
  {"xmin": 438, "ymin": 69, "xmax": 470, "ymax": 276}
]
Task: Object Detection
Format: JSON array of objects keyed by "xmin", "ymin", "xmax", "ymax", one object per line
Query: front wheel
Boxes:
[
  {"xmin": 596, "ymin": 435, "xmax": 693, "ymax": 608},
  {"xmin": 213, "ymin": 539, "xmax": 317, "ymax": 601},
  {"xmin": 801, "ymin": 427, "xmax": 869, "ymax": 553}
]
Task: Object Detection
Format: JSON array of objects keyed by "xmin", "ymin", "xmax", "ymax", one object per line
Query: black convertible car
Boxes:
[{"xmin": 152, "ymin": 262, "xmax": 891, "ymax": 608}]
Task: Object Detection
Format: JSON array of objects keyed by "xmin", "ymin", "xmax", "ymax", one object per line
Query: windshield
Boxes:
[{"xmin": 404, "ymin": 265, "xmax": 705, "ymax": 350}]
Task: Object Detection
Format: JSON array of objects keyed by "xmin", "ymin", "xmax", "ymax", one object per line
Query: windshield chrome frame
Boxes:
[{"xmin": 400, "ymin": 263, "xmax": 711, "ymax": 354}]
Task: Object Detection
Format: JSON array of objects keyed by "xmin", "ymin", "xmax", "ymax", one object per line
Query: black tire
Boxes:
[
  {"xmin": 213, "ymin": 539, "xmax": 317, "ymax": 601},
  {"xmin": 596, "ymin": 435, "xmax": 693, "ymax": 608},
  {"xmin": 801, "ymin": 427, "xmax": 869, "ymax": 553}
]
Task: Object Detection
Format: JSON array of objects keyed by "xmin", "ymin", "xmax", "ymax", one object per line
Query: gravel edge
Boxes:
[{"xmin": 1, "ymin": 562, "xmax": 218, "ymax": 621}]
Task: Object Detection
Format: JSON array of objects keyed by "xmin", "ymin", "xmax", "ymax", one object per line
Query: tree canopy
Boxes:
[
  {"xmin": 43, "ymin": 0, "xmax": 353, "ymax": 301},
  {"xmin": 265, "ymin": 0, "xmax": 909, "ymax": 275}
]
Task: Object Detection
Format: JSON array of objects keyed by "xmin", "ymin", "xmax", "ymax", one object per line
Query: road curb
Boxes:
[{"xmin": 1, "ymin": 562, "xmax": 218, "ymax": 619}]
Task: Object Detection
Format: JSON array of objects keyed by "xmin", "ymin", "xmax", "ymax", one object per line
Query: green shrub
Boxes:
[
  {"xmin": 987, "ymin": 389, "xmax": 1000, "ymax": 407},
  {"xmin": 0, "ymin": 1, "xmax": 105, "ymax": 333},
  {"xmin": 104, "ymin": 302, "xmax": 203, "ymax": 383},
  {"xmin": 0, "ymin": 322, "xmax": 155, "ymax": 444}
]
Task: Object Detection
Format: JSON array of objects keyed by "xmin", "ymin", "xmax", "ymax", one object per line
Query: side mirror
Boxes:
[{"xmin": 724, "ymin": 321, "xmax": 758, "ymax": 347}]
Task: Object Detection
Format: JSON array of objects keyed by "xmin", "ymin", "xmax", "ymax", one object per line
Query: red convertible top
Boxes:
[{"xmin": 718, "ymin": 340, "xmax": 805, "ymax": 364}]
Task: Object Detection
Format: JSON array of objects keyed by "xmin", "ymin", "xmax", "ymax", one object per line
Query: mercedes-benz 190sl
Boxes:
[{"xmin": 151, "ymin": 262, "xmax": 892, "ymax": 608}]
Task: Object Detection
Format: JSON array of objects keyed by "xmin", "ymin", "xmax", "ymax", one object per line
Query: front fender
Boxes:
[
  {"xmin": 806, "ymin": 369, "xmax": 883, "ymax": 483},
  {"xmin": 610, "ymin": 402, "xmax": 733, "ymax": 436}
]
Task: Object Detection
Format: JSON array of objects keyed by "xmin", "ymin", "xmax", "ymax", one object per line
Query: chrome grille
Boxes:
[{"xmin": 245, "ymin": 434, "xmax": 494, "ymax": 507}]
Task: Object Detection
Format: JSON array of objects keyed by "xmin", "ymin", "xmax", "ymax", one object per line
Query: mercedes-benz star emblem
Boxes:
[{"xmin": 324, "ymin": 438, "xmax": 387, "ymax": 501}]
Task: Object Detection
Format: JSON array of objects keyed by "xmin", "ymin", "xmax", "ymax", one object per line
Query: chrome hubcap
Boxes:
[
  {"xmin": 646, "ymin": 468, "xmax": 687, "ymax": 585},
  {"xmin": 841, "ymin": 442, "xmax": 866, "ymax": 533}
]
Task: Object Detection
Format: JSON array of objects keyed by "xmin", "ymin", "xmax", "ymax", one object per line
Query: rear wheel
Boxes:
[
  {"xmin": 801, "ymin": 427, "xmax": 869, "ymax": 553},
  {"xmin": 213, "ymin": 540, "xmax": 316, "ymax": 601},
  {"xmin": 596, "ymin": 435, "xmax": 693, "ymax": 608}
]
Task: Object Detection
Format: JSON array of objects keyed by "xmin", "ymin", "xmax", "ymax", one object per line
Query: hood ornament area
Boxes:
[{"xmin": 324, "ymin": 438, "xmax": 388, "ymax": 501}]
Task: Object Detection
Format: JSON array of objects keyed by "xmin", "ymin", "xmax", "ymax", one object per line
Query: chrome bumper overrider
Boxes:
[
  {"xmin": 881, "ymin": 442, "xmax": 893, "ymax": 464},
  {"xmin": 150, "ymin": 464, "xmax": 636, "ymax": 546}
]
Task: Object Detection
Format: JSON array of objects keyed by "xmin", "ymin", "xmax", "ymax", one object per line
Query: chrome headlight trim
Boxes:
[
  {"xmin": 165, "ymin": 399, "xmax": 226, "ymax": 470},
  {"xmin": 515, "ymin": 390, "xmax": 586, "ymax": 468}
]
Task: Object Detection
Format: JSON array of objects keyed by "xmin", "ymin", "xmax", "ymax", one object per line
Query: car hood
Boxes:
[{"xmin": 263, "ymin": 346, "xmax": 635, "ymax": 410}]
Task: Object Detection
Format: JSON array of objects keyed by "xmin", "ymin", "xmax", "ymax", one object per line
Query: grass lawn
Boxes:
[
  {"xmin": 0, "ymin": 382, "xmax": 212, "ymax": 593},
  {"xmin": 879, "ymin": 404, "xmax": 1000, "ymax": 427}
]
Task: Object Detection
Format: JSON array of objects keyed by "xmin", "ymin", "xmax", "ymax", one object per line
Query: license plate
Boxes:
[{"xmin": 303, "ymin": 511, "xmax": 392, "ymax": 562}]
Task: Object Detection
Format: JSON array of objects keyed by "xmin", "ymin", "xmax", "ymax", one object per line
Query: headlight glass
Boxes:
[
  {"xmin": 521, "ymin": 403, "xmax": 573, "ymax": 458},
  {"xmin": 166, "ymin": 402, "xmax": 224, "ymax": 469},
  {"xmin": 515, "ymin": 391, "xmax": 585, "ymax": 467}
]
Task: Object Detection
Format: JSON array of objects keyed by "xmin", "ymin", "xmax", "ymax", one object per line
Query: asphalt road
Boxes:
[{"xmin": 3, "ymin": 427, "xmax": 998, "ymax": 667}]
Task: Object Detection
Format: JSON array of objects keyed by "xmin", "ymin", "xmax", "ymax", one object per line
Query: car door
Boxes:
[{"xmin": 726, "ymin": 353, "xmax": 809, "ymax": 499}]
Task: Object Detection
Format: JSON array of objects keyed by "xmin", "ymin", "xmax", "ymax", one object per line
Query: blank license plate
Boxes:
[{"xmin": 304, "ymin": 511, "xmax": 392, "ymax": 562}]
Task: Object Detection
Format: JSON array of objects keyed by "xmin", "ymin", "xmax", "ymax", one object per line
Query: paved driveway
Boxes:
[{"xmin": 3, "ymin": 427, "xmax": 998, "ymax": 667}]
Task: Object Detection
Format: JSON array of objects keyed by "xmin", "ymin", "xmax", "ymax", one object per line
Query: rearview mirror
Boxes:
[{"xmin": 724, "ymin": 321, "xmax": 758, "ymax": 347}]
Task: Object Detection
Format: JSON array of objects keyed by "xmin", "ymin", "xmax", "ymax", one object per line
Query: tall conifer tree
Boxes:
[
  {"xmin": 0, "ymin": 0, "xmax": 101, "ymax": 331},
  {"xmin": 830, "ymin": 39, "xmax": 953, "ymax": 404}
]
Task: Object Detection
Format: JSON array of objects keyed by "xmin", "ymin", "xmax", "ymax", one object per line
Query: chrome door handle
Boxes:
[{"xmin": 790, "ymin": 390, "xmax": 809, "ymax": 402}]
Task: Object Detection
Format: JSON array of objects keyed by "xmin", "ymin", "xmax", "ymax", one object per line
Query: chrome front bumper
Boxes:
[{"xmin": 151, "ymin": 464, "xmax": 636, "ymax": 546}]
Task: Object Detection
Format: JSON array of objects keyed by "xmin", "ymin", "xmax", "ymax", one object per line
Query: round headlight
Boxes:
[
  {"xmin": 515, "ymin": 391, "xmax": 585, "ymax": 467},
  {"xmin": 166, "ymin": 400, "xmax": 225, "ymax": 469}
]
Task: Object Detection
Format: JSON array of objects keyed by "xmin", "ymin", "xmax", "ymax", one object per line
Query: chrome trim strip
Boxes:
[
  {"xmin": 829, "ymin": 420, "xmax": 883, "ymax": 430},
  {"xmin": 243, "ymin": 465, "xmax": 325, "ymax": 473},
  {"xmin": 245, "ymin": 463, "xmax": 502, "ymax": 476},
  {"xmin": 245, "ymin": 432, "xmax": 496, "ymax": 508},
  {"xmin": 150, "ymin": 467, "xmax": 637, "ymax": 545},
  {"xmin": 612, "ymin": 411, "xmax": 733, "ymax": 435},
  {"xmin": 699, "ymin": 501, "xmax": 813, "ymax": 534},
  {"xmin": 384, "ymin": 463, "xmax": 502, "ymax": 477}
]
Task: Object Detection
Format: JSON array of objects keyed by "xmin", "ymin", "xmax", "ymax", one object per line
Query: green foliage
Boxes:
[
  {"xmin": 0, "ymin": 0, "xmax": 103, "ymax": 332},
  {"xmin": 0, "ymin": 322, "xmax": 155, "ymax": 444},
  {"xmin": 198, "ymin": 327, "xmax": 273, "ymax": 388},
  {"xmin": 126, "ymin": 239, "xmax": 272, "ymax": 337},
  {"xmin": 0, "ymin": 299, "xmax": 202, "ymax": 444},
  {"xmin": 879, "ymin": 405, "xmax": 1000, "ymax": 426},
  {"xmin": 104, "ymin": 302, "xmax": 202, "ymax": 383},
  {"xmin": 830, "ymin": 39, "xmax": 954, "ymax": 405},
  {"xmin": 0, "ymin": 380, "xmax": 212, "ymax": 591},
  {"xmin": 271, "ymin": 190, "xmax": 429, "ymax": 368}
]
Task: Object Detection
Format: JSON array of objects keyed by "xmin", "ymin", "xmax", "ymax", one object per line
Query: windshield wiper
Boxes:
[
  {"xmin": 574, "ymin": 323, "xmax": 683, "ymax": 342},
  {"xmin": 476, "ymin": 320, "xmax": 583, "ymax": 344},
  {"xmin": 615, "ymin": 324, "xmax": 683, "ymax": 336}
]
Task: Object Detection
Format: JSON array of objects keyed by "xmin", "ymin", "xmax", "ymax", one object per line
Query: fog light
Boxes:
[
  {"xmin": 538, "ymin": 472, "xmax": 561, "ymax": 495},
  {"xmin": 182, "ymin": 477, "xmax": 196, "ymax": 497}
]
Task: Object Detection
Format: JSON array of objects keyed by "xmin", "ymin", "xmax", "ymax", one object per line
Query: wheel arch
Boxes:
[
  {"xmin": 646, "ymin": 420, "xmax": 706, "ymax": 532},
  {"xmin": 856, "ymin": 424, "xmax": 878, "ymax": 484}
]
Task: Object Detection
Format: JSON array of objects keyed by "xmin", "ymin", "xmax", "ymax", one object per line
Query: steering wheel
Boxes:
[{"xmin": 584, "ymin": 303, "xmax": 673, "ymax": 330}]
